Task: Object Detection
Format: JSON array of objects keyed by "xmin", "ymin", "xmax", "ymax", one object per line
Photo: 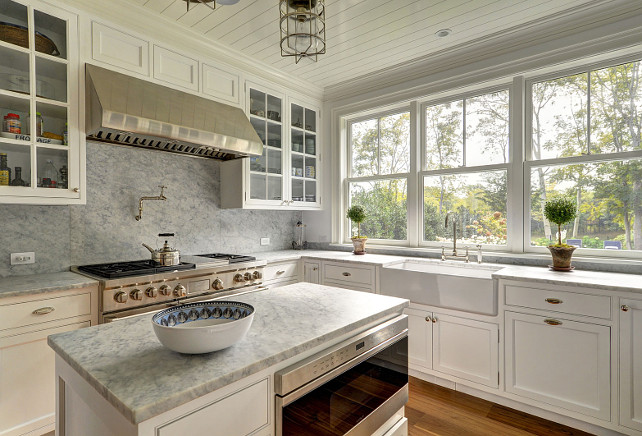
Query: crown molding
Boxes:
[
  {"xmin": 51, "ymin": 0, "xmax": 325, "ymax": 101},
  {"xmin": 323, "ymin": 0, "xmax": 642, "ymax": 105}
]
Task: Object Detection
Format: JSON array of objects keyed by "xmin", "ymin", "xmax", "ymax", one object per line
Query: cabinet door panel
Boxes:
[
  {"xmin": 620, "ymin": 298, "xmax": 642, "ymax": 431},
  {"xmin": 153, "ymin": 45, "xmax": 198, "ymax": 91},
  {"xmin": 0, "ymin": 321, "xmax": 89, "ymax": 436},
  {"xmin": 404, "ymin": 307, "xmax": 432, "ymax": 370},
  {"xmin": 505, "ymin": 311, "xmax": 610, "ymax": 420},
  {"xmin": 202, "ymin": 63, "xmax": 239, "ymax": 105},
  {"xmin": 92, "ymin": 22, "xmax": 149, "ymax": 75},
  {"xmin": 432, "ymin": 313, "xmax": 498, "ymax": 388},
  {"xmin": 303, "ymin": 262, "xmax": 320, "ymax": 284}
]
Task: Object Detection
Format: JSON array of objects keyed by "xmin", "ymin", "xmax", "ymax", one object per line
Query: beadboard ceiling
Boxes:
[{"xmin": 133, "ymin": 0, "xmax": 628, "ymax": 90}]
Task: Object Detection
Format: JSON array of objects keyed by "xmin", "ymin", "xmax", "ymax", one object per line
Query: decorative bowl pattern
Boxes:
[{"xmin": 152, "ymin": 301, "xmax": 255, "ymax": 354}]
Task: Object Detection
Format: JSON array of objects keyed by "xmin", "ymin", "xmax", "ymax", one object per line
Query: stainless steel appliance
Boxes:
[
  {"xmin": 74, "ymin": 254, "xmax": 266, "ymax": 323},
  {"xmin": 275, "ymin": 315, "xmax": 409, "ymax": 436},
  {"xmin": 85, "ymin": 64, "xmax": 263, "ymax": 160}
]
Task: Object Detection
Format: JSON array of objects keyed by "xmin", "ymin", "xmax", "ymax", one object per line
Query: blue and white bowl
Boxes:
[{"xmin": 151, "ymin": 301, "xmax": 255, "ymax": 354}]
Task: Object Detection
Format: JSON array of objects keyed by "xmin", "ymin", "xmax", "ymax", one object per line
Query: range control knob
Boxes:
[
  {"xmin": 114, "ymin": 291, "xmax": 128, "ymax": 303},
  {"xmin": 212, "ymin": 278, "xmax": 224, "ymax": 290},
  {"xmin": 130, "ymin": 289, "xmax": 143, "ymax": 301},
  {"xmin": 234, "ymin": 273, "xmax": 245, "ymax": 283},
  {"xmin": 146, "ymin": 286, "xmax": 158, "ymax": 298},
  {"xmin": 174, "ymin": 284, "xmax": 187, "ymax": 297},
  {"xmin": 159, "ymin": 284, "xmax": 171, "ymax": 296},
  {"xmin": 244, "ymin": 272, "xmax": 253, "ymax": 281},
  {"xmin": 252, "ymin": 271, "xmax": 262, "ymax": 280}
]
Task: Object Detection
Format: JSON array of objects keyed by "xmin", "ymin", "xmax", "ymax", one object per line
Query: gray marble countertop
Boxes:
[
  {"xmin": 253, "ymin": 249, "xmax": 409, "ymax": 266},
  {"xmin": 48, "ymin": 283, "xmax": 409, "ymax": 424},
  {"xmin": 493, "ymin": 265, "xmax": 642, "ymax": 294},
  {"xmin": 0, "ymin": 271, "xmax": 98, "ymax": 299}
]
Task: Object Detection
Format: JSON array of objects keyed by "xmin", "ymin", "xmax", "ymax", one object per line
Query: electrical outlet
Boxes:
[
  {"xmin": 260, "ymin": 237, "xmax": 270, "ymax": 246},
  {"xmin": 11, "ymin": 252, "xmax": 35, "ymax": 265}
]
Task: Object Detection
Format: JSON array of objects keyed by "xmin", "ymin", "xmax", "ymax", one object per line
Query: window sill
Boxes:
[{"xmin": 327, "ymin": 243, "xmax": 642, "ymax": 274}]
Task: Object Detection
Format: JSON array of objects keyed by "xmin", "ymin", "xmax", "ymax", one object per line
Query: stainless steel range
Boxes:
[{"xmin": 74, "ymin": 253, "xmax": 266, "ymax": 323}]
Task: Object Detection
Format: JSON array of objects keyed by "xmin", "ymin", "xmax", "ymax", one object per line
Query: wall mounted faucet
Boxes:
[{"xmin": 135, "ymin": 186, "xmax": 167, "ymax": 221}]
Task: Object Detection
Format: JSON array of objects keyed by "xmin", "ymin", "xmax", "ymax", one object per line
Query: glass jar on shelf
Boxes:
[
  {"xmin": 25, "ymin": 112, "xmax": 44, "ymax": 137},
  {"xmin": 42, "ymin": 159, "xmax": 57, "ymax": 188},
  {"xmin": 3, "ymin": 113, "xmax": 21, "ymax": 134}
]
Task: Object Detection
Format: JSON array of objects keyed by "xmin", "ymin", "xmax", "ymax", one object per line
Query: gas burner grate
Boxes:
[
  {"xmin": 196, "ymin": 253, "xmax": 256, "ymax": 264},
  {"xmin": 77, "ymin": 260, "xmax": 195, "ymax": 279}
]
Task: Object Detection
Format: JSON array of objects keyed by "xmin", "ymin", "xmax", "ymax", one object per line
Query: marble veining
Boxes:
[
  {"xmin": 0, "ymin": 271, "xmax": 97, "ymax": 299},
  {"xmin": 48, "ymin": 283, "xmax": 409, "ymax": 424},
  {"xmin": 0, "ymin": 142, "xmax": 301, "ymax": 277}
]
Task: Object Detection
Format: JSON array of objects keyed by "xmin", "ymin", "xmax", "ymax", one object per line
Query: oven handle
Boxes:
[{"xmin": 277, "ymin": 328, "xmax": 407, "ymax": 407}]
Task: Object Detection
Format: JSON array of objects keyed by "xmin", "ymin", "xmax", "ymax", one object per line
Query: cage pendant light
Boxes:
[{"xmin": 279, "ymin": 0, "xmax": 326, "ymax": 63}]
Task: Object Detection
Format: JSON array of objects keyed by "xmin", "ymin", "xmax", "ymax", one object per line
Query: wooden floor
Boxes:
[{"xmin": 407, "ymin": 377, "xmax": 595, "ymax": 436}]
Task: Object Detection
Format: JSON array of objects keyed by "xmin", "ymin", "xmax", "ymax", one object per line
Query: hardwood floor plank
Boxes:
[{"xmin": 407, "ymin": 377, "xmax": 596, "ymax": 436}]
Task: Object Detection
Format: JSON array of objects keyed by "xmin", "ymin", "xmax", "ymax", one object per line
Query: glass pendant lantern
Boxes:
[{"xmin": 279, "ymin": 0, "xmax": 326, "ymax": 63}]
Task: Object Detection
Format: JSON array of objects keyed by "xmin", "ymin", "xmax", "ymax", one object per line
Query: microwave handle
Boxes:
[{"xmin": 277, "ymin": 329, "xmax": 407, "ymax": 407}]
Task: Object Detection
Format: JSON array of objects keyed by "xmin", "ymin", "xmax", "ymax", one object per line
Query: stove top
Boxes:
[
  {"xmin": 77, "ymin": 260, "xmax": 196, "ymax": 279},
  {"xmin": 196, "ymin": 253, "xmax": 256, "ymax": 264}
]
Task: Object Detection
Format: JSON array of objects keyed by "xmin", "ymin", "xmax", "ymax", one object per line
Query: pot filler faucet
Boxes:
[
  {"xmin": 135, "ymin": 186, "xmax": 167, "ymax": 221},
  {"xmin": 441, "ymin": 211, "xmax": 483, "ymax": 263}
]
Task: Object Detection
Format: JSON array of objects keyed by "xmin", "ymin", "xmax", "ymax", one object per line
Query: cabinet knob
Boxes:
[
  {"xmin": 432, "ymin": 317, "xmax": 437, "ymax": 323},
  {"xmin": 425, "ymin": 316, "xmax": 431, "ymax": 322},
  {"xmin": 545, "ymin": 298, "xmax": 563, "ymax": 304},
  {"xmin": 544, "ymin": 319, "xmax": 563, "ymax": 326},
  {"xmin": 73, "ymin": 187, "xmax": 79, "ymax": 193},
  {"xmin": 32, "ymin": 306, "xmax": 55, "ymax": 315},
  {"xmin": 621, "ymin": 305, "xmax": 630, "ymax": 312},
  {"xmin": 342, "ymin": 272, "xmax": 351, "ymax": 277}
]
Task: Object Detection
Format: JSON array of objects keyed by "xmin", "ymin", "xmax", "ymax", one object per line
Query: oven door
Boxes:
[{"xmin": 276, "ymin": 334, "xmax": 408, "ymax": 436}]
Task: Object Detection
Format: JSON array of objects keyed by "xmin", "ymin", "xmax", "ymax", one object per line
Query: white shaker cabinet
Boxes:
[
  {"xmin": 303, "ymin": 261, "xmax": 320, "ymax": 284},
  {"xmin": 153, "ymin": 45, "xmax": 199, "ymax": 92},
  {"xmin": 620, "ymin": 297, "xmax": 642, "ymax": 432},
  {"xmin": 405, "ymin": 305, "xmax": 499, "ymax": 388},
  {"xmin": 504, "ymin": 311, "xmax": 611, "ymax": 421},
  {"xmin": 202, "ymin": 63, "xmax": 240, "ymax": 106},
  {"xmin": 91, "ymin": 21, "xmax": 149, "ymax": 76}
]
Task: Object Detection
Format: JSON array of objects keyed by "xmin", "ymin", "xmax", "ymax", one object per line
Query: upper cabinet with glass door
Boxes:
[
  {"xmin": 0, "ymin": 0, "xmax": 81, "ymax": 204},
  {"xmin": 290, "ymin": 100, "xmax": 320, "ymax": 207}
]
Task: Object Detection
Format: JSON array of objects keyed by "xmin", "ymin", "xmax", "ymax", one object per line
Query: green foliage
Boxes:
[
  {"xmin": 544, "ymin": 197, "xmax": 577, "ymax": 226},
  {"xmin": 346, "ymin": 205, "xmax": 367, "ymax": 238},
  {"xmin": 582, "ymin": 236, "xmax": 602, "ymax": 249},
  {"xmin": 351, "ymin": 180, "xmax": 407, "ymax": 240}
]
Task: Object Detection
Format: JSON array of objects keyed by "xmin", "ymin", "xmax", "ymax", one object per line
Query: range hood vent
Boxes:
[{"xmin": 85, "ymin": 64, "xmax": 262, "ymax": 160}]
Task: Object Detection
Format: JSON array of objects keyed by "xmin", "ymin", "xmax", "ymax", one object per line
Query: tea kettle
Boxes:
[{"xmin": 143, "ymin": 233, "xmax": 180, "ymax": 266}]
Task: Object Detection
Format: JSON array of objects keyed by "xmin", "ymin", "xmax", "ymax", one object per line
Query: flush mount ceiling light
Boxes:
[
  {"xmin": 435, "ymin": 28, "xmax": 452, "ymax": 38},
  {"xmin": 182, "ymin": 0, "xmax": 215, "ymax": 11},
  {"xmin": 279, "ymin": 0, "xmax": 326, "ymax": 64}
]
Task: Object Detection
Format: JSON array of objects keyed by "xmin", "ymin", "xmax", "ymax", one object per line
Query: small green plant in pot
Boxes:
[
  {"xmin": 544, "ymin": 197, "xmax": 578, "ymax": 270},
  {"xmin": 346, "ymin": 205, "xmax": 367, "ymax": 255}
]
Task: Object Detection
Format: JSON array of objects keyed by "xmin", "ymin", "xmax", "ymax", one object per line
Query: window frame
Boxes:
[
  {"xmin": 418, "ymin": 84, "xmax": 513, "ymax": 251},
  {"xmin": 344, "ymin": 106, "xmax": 412, "ymax": 245},
  {"xmin": 523, "ymin": 55, "xmax": 642, "ymax": 258}
]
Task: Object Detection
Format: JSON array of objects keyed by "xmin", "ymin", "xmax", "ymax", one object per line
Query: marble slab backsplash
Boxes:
[{"xmin": 0, "ymin": 142, "xmax": 301, "ymax": 277}]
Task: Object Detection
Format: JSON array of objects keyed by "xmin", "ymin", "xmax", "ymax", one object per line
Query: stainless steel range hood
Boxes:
[{"xmin": 85, "ymin": 64, "xmax": 262, "ymax": 160}]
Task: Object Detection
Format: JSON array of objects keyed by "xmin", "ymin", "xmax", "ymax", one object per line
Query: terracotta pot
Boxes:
[
  {"xmin": 351, "ymin": 237, "xmax": 367, "ymax": 255},
  {"xmin": 548, "ymin": 245, "xmax": 576, "ymax": 269}
]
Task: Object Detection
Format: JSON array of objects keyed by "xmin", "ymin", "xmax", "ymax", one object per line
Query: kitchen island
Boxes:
[{"xmin": 48, "ymin": 283, "xmax": 409, "ymax": 436}]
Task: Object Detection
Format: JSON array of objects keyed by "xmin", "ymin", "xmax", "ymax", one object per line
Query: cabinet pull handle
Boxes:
[
  {"xmin": 544, "ymin": 319, "xmax": 562, "ymax": 326},
  {"xmin": 425, "ymin": 316, "xmax": 431, "ymax": 322},
  {"xmin": 342, "ymin": 272, "xmax": 351, "ymax": 277},
  {"xmin": 621, "ymin": 305, "xmax": 630, "ymax": 312},
  {"xmin": 32, "ymin": 306, "xmax": 55, "ymax": 315},
  {"xmin": 545, "ymin": 298, "xmax": 563, "ymax": 304},
  {"xmin": 276, "ymin": 270, "xmax": 285, "ymax": 275}
]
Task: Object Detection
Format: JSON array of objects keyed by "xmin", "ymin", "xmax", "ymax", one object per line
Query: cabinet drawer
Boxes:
[
  {"xmin": 323, "ymin": 279, "xmax": 373, "ymax": 293},
  {"xmin": 505, "ymin": 285, "xmax": 610, "ymax": 319},
  {"xmin": 264, "ymin": 261, "xmax": 299, "ymax": 282},
  {"xmin": 0, "ymin": 292, "xmax": 92, "ymax": 331},
  {"xmin": 323, "ymin": 263, "xmax": 374, "ymax": 287},
  {"xmin": 158, "ymin": 378, "xmax": 268, "ymax": 436}
]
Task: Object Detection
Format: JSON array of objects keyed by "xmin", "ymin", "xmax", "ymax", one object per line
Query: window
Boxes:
[
  {"xmin": 422, "ymin": 89, "xmax": 509, "ymax": 247},
  {"xmin": 347, "ymin": 111, "xmax": 410, "ymax": 241},
  {"xmin": 527, "ymin": 60, "xmax": 642, "ymax": 252}
]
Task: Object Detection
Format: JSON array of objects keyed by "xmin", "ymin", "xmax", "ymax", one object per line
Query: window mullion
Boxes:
[
  {"xmin": 509, "ymin": 76, "xmax": 525, "ymax": 253},
  {"xmin": 587, "ymin": 70, "xmax": 592, "ymax": 155},
  {"xmin": 462, "ymin": 98, "xmax": 467, "ymax": 167}
]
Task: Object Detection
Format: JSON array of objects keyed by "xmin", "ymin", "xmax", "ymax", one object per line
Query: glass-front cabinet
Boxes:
[
  {"xmin": 0, "ymin": 0, "xmax": 81, "ymax": 204},
  {"xmin": 221, "ymin": 83, "xmax": 321, "ymax": 209}
]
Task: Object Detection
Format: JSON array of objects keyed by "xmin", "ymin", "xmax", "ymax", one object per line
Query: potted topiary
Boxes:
[
  {"xmin": 544, "ymin": 197, "xmax": 578, "ymax": 271},
  {"xmin": 346, "ymin": 205, "xmax": 367, "ymax": 255}
]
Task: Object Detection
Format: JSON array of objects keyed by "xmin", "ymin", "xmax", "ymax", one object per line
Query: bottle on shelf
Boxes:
[
  {"xmin": 42, "ymin": 159, "xmax": 57, "ymax": 188},
  {"xmin": 26, "ymin": 112, "xmax": 44, "ymax": 137},
  {"xmin": 10, "ymin": 167, "xmax": 26, "ymax": 187},
  {"xmin": 59, "ymin": 165, "xmax": 67, "ymax": 189},
  {"xmin": 0, "ymin": 153, "xmax": 11, "ymax": 186},
  {"xmin": 63, "ymin": 123, "xmax": 68, "ymax": 145}
]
